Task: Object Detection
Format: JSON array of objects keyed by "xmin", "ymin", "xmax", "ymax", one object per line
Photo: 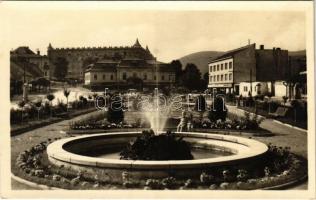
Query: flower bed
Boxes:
[{"xmin": 13, "ymin": 138, "xmax": 307, "ymax": 190}]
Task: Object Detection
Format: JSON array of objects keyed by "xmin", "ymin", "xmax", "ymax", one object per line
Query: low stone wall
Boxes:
[{"xmin": 47, "ymin": 132, "xmax": 268, "ymax": 182}]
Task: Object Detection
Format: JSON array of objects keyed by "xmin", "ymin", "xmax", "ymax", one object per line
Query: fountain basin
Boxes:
[{"xmin": 47, "ymin": 132, "xmax": 268, "ymax": 182}]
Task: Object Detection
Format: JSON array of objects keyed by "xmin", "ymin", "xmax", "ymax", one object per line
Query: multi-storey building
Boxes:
[
  {"xmin": 47, "ymin": 39, "xmax": 162, "ymax": 82},
  {"xmin": 10, "ymin": 47, "xmax": 51, "ymax": 81},
  {"xmin": 208, "ymin": 44, "xmax": 291, "ymax": 97},
  {"xmin": 84, "ymin": 58, "xmax": 175, "ymax": 90},
  {"xmin": 82, "ymin": 39, "xmax": 175, "ymax": 90}
]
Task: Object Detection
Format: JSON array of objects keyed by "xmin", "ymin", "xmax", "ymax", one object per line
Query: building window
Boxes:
[
  {"xmin": 94, "ymin": 74, "xmax": 97, "ymax": 80},
  {"xmin": 221, "ymin": 64, "xmax": 223, "ymax": 70},
  {"xmin": 133, "ymin": 72, "xmax": 137, "ymax": 77},
  {"xmin": 154, "ymin": 75, "xmax": 157, "ymax": 81},
  {"xmin": 110, "ymin": 74, "xmax": 114, "ymax": 80},
  {"xmin": 221, "ymin": 75, "xmax": 223, "ymax": 81},
  {"xmin": 103, "ymin": 74, "xmax": 106, "ymax": 80},
  {"xmin": 217, "ymin": 75, "xmax": 219, "ymax": 81},
  {"xmin": 225, "ymin": 63, "xmax": 228, "ymax": 70},
  {"xmin": 210, "ymin": 66, "xmax": 212, "ymax": 72},
  {"xmin": 217, "ymin": 65, "xmax": 219, "ymax": 71},
  {"xmin": 229, "ymin": 62, "xmax": 232, "ymax": 69},
  {"xmin": 213, "ymin": 66, "xmax": 216, "ymax": 72},
  {"xmin": 144, "ymin": 73, "xmax": 147, "ymax": 80},
  {"xmin": 244, "ymin": 86, "xmax": 248, "ymax": 92},
  {"xmin": 229, "ymin": 73, "xmax": 232, "ymax": 80},
  {"xmin": 210, "ymin": 76, "xmax": 212, "ymax": 83},
  {"xmin": 161, "ymin": 75, "xmax": 165, "ymax": 80},
  {"xmin": 44, "ymin": 71, "xmax": 47, "ymax": 76},
  {"xmin": 225, "ymin": 74, "xmax": 227, "ymax": 81},
  {"xmin": 122, "ymin": 72, "xmax": 127, "ymax": 80}
]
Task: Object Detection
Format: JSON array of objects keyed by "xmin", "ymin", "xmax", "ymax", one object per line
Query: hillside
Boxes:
[{"xmin": 179, "ymin": 51, "xmax": 223, "ymax": 75}]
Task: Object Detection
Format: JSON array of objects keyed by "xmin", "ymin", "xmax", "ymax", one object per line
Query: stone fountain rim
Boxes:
[{"xmin": 47, "ymin": 132, "xmax": 268, "ymax": 169}]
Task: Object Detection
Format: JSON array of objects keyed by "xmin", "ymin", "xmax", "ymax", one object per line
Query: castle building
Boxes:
[
  {"xmin": 208, "ymin": 44, "xmax": 291, "ymax": 97},
  {"xmin": 47, "ymin": 39, "xmax": 175, "ymax": 88}
]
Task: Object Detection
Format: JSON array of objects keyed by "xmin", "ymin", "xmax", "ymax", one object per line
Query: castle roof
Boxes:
[
  {"xmin": 132, "ymin": 38, "xmax": 142, "ymax": 48},
  {"xmin": 85, "ymin": 62, "xmax": 117, "ymax": 72}
]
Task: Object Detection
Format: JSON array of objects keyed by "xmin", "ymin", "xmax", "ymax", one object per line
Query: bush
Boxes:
[
  {"xmin": 120, "ymin": 130, "xmax": 193, "ymax": 160},
  {"xmin": 107, "ymin": 95, "xmax": 124, "ymax": 124},
  {"xmin": 240, "ymin": 112, "xmax": 264, "ymax": 130},
  {"xmin": 208, "ymin": 97, "xmax": 227, "ymax": 122},
  {"xmin": 194, "ymin": 95, "xmax": 206, "ymax": 112}
]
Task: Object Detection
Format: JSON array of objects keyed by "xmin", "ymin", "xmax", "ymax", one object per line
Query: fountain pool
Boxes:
[{"xmin": 47, "ymin": 131, "xmax": 268, "ymax": 182}]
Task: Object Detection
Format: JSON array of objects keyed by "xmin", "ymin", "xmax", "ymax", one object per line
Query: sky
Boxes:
[{"xmin": 5, "ymin": 7, "xmax": 306, "ymax": 62}]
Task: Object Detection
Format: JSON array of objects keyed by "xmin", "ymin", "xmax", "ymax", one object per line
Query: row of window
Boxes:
[
  {"xmin": 209, "ymin": 61, "xmax": 233, "ymax": 72},
  {"xmin": 94, "ymin": 74, "xmax": 114, "ymax": 81},
  {"xmin": 209, "ymin": 73, "xmax": 232, "ymax": 82},
  {"xmin": 122, "ymin": 72, "xmax": 173, "ymax": 81},
  {"xmin": 93, "ymin": 73, "xmax": 174, "ymax": 81}
]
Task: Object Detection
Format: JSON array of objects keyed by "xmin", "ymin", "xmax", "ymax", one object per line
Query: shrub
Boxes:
[
  {"xmin": 240, "ymin": 112, "xmax": 264, "ymax": 130},
  {"xmin": 208, "ymin": 97, "xmax": 227, "ymax": 122},
  {"xmin": 120, "ymin": 130, "xmax": 193, "ymax": 160},
  {"xmin": 194, "ymin": 95, "xmax": 206, "ymax": 112},
  {"xmin": 107, "ymin": 95, "xmax": 124, "ymax": 124}
]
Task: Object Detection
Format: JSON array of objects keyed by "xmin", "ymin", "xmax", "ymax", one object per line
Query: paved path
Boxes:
[
  {"xmin": 227, "ymin": 105, "xmax": 308, "ymax": 190},
  {"xmin": 11, "ymin": 110, "xmax": 102, "ymax": 190}
]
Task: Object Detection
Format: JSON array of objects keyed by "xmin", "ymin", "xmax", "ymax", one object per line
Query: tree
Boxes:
[
  {"xmin": 34, "ymin": 100, "xmax": 42, "ymax": 120},
  {"xmin": 170, "ymin": 60, "xmax": 183, "ymax": 84},
  {"xmin": 203, "ymin": 72, "xmax": 209, "ymax": 84},
  {"xmin": 63, "ymin": 88, "xmax": 71, "ymax": 112},
  {"xmin": 107, "ymin": 95, "xmax": 124, "ymax": 124},
  {"xmin": 53, "ymin": 57, "xmax": 69, "ymax": 80},
  {"xmin": 179, "ymin": 63, "xmax": 203, "ymax": 91},
  {"xmin": 208, "ymin": 96, "xmax": 227, "ymax": 122},
  {"xmin": 46, "ymin": 94, "xmax": 55, "ymax": 118},
  {"xmin": 18, "ymin": 100, "xmax": 26, "ymax": 123}
]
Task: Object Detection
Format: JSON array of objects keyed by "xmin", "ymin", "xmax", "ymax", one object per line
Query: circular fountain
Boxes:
[{"xmin": 47, "ymin": 131, "xmax": 268, "ymax": 182}]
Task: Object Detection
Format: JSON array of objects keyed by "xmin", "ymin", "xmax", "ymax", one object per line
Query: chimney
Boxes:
[
  {"xmin": 260, "ymin": 45, "xmax": 264, "ymax": 50},
  {"xmin": 276, "ymin": 47, "xmax": 281, "ymax": 51},
  {"xmin": 36, "ymin": 49, "xmax": 40, "ymax": 55}
]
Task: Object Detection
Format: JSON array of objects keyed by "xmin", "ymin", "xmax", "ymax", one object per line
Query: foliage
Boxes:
[
  {"xmin": 194, "ymin": 95, "xmax": 206, "ymax": 112},
  {"xmin": 107, "ymin": 95, "xmax": 124, "ymax": 124},
  {"xmin": 208, "ymin": 96, "xmax": 227, "ymax": 122},
  {"xmin": 179, "ymin": 63, "xmax": 206, "ymax": 91},
  {"xmin": 46, "ymin": 94, "xmax": 55, "ymax": 102},
  {"xmin": 170, "ymin": 60, "xmax": 183, "ymax": 84},
  {"xmin": 120, "ymin": 130, "xmax": 193, "ymax": 160}
]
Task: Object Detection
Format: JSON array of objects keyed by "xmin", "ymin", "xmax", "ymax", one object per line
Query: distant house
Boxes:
[
  {"xmin": 10, "ymin": 46, "xmax": 51, "ymax": 80},
  {"xmin": 10, "ymin": 46, "xmax": 51, "ymax": 95},
  {"xmin": 84, "ymin": 59, "xmax": 175, "ymax": 90},
  {"xmin": 207, "ymin": 44, "xmax": 306, "ymax": 98}
]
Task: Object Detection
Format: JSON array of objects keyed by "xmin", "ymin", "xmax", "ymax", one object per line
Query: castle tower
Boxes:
[{"xmin": 132, "ymin": 38, "xmax": 142, "ymax": 48}]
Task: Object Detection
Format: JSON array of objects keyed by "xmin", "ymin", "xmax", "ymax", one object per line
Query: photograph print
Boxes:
[{"xmin": 0, "ymin": 1, "xmax": 315, "ymax": 199}]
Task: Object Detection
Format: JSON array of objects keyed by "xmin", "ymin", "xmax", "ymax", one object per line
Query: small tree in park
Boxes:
[
  {"xmin": 107, "ymin": 95, "xmax": 124, "ymax": 124},
  {"xmin": 34, "ymin": 100, "xmax": 42, "ymax": 120},
  {"xmin": 194, "ymin": 95, "xmax": 207, "ymax": 121},
  {"xmin": 63, "ymin": 88, "xmax": 71, "ymax": 112},
  {"xmin": 18, "ymin": 100, "xmax": 26, "ymax": 123},
  {"xmin": 46, "ymin": 94, "xmax": 55, "ymax": 118},
  {"xmin": 208, "ymin": 96, "xmax": 227, "ymax": 122}
]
